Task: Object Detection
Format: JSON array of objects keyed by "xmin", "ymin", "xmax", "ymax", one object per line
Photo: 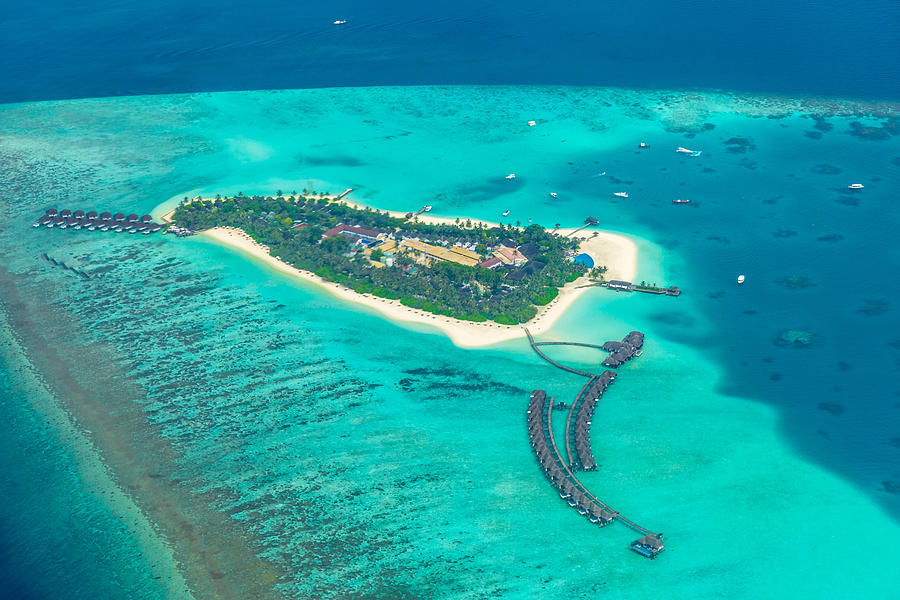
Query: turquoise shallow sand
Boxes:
[{"xmin": 1, "ymin": 87, "xmax": 899, "ymax": 598}]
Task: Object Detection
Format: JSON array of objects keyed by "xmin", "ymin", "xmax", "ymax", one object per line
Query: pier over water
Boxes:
[{"xmin": 523, "ymin": 328, "xmax": 665, "ymax": 559}]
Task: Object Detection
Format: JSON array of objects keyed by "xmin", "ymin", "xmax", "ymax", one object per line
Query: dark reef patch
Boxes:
[
  {"xmin": 837, "ymin": 362, "xmax": 853, "ymax": 372},
  {"xmin": 856, "ymin": 299, "xmax": 890, "ymax": 317},
  {"xmin": 738, "ymin": 158, "xmax": 757, "ymax": 169},
  {"xmin": 776, "ymin": 275, "xmax": 815, "ymax": 290},
  {"xmin": 816, "ymin": 234, "xmax": 844, "ymax": 243},
  {"xmin": 818, "ymin": 402, "xmax": 844, "ymax": 416},
  {"xmin": 812, "ymin": 116, "xmax": 834, "ymax": 132},
  {"xmin": 812, "ymin": 163, "xmax": 842, "ymax": 175},
  {"xmin": 804, "ymin": 131, "xmax": 823, "ymax": 140},
  {"xmin": 882, "ymin": 481, "xmax": 900, "ymax": 495},
  {"xmin": 723, "ymin": 137, "xmax": 756, "ymax": 153},
  {"xmin": 835, "ymin": 195, "xmax": 860, "ymax": 206},
  {"xmin": 848, "ymin": 118, "xmax": 900, "ymax": 141}
]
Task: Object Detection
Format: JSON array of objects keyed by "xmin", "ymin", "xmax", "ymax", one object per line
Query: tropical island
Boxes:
[{"xmin": 166, "ymin": 191, "xmax": 638, "ymax": 346}]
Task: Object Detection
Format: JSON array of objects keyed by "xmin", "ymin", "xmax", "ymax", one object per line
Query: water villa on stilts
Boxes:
[
  {"xmin": 33, "ymin": 208, "xmax": 163, "ymax": 235},
  {"xmin": 524, "ymin": 328, "xmax": 665, "ymax": 559}
]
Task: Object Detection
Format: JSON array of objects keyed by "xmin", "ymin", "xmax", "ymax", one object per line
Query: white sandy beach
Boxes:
[{"xmin": 199, "ymin": 221, "xmax": 636, "ymax": 348}]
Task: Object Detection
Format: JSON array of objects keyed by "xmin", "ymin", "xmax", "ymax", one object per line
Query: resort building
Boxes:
[
  {"xmin": 322, "ymin": 223, "xmax": 386, "ymax": 244},
  {"xmin": 478, "ymin": 256, "xmax": 502, "ymax": 270},
  {"xmin": 400, "ymin": 239, "xmax": 480, "ymax": 267},
  {"xmin": 493, "ymin": 246, "xmax": 528, "ymax": 266}
]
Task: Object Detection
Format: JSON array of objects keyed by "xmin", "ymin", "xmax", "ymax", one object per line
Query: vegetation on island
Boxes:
[{"xmin": 173, "ymin": 194, "xmax": 589, "ymax": 324}]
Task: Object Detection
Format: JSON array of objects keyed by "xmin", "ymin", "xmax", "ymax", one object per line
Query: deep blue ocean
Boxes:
[
  {"xmin": 2, "ymin": 0, "xmax": 899, "ymax": 103},
  {"xmin": 1, "ymin": 2, "xmax": 899, "ymax": 599}
]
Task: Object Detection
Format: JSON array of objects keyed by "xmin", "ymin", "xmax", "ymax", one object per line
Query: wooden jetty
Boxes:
[
  {"xmin": 527, "ymin": 388, "xmax": 663, "ymax": 556},
  {"xmin": 603, "ymin": 280, "xmax": 682, "ymax": 297},
  {"xmin": 565, "ymin": 370, "xmax": 617, "ymax": 471},
  {"xmin": 523, "ymin": 329, "xmax": 664, "ymax": 558}
]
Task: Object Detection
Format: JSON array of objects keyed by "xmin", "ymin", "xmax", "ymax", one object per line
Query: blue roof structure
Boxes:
[{"xmin": 574, "ymin": 253, "xmax": 594, "ymax": 268}]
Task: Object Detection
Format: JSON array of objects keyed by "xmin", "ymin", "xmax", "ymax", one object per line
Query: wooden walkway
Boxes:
[
  {"xmin": 523, "ymin": 329, "xmax": 662, "ymax": 551},
  {"xmin": 528, "ymin": 389, "xmax": 655, "ymax": 537},
  {"xmin": 523, "ymin": 328, "xmax": 595, "ymax": 377}
]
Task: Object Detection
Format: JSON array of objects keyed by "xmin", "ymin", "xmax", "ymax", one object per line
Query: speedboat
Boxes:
[
  {"xmin": 502, "ymin": 210, "xmax": 510, "ymax": 217},
  {"xmin": 672, "ymin": 198, "xmax": 691, "ymax": 204},
  {"xmin": 422, "ymin": 205, "xmax": 432, "ymax": 212},
  {"xmin": 639, "ymin": 142, "xmax": 650, "ymax": 148},
  {"xmin": 737, "ymin": 274, "xmax": 745, "ymax": 284},
  {"xmin": 613, "ymin": 192, "xmax": 629, "ymax": 198},
  {"xmin": 333, "ymin": 20, "xmax": 347, "ymax": 25},
  {"xmin": 505, "ymin": 173, "xmax": 516, "ymax": 179},
  {"xmin": 676, "ymin": 146, "xmax": 702, "ymax": 156},
  {"xmin": 549, "ymin": 192, "xmax": 558, "ymax": 198},
  {"xmin": 527, "ymin": 120, "xmax": 536, "ymax": 127},
  {"xmin": 848, "ymin": 183, "xmax": 864, "ymax": 189}
]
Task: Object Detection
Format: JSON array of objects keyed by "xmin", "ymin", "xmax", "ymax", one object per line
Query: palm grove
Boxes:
[{"xmin": 174, "ymin": 195, "xmax": 587, "ymax": 324}]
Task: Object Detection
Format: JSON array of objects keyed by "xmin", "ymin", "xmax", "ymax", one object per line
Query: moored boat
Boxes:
[
  {"xmin": 848, "ymin": 183, "xmax": 864, "ymax": 189},
  {"xmin": 613, "ymin": 192, "xmax": 628, "ymax": 198},
  {"xmin": 737, "ymin": 274, "xmax": 745, "ymax": 284},
  {"xmin": 672, "ymin": 198, "xmax": 691, "ymax": 204}
]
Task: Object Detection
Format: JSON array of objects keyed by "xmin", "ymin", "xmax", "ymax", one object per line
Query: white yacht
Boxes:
[
  {"xmin": 502, "ymin": 210, "xmax": 510, "ymax": 217},
  {"xmin": 676, "ymin": 147, "xmax": 702, "ymax": 156},
  {"xmin": 505, "ymin": 173, "xmax": 516, "ymax": 179},
  {"xmin": 333, "ymin": 20, "xmax": 347, "ymax": 25},
  {"xmin": 737, "ymin": 274, "xmax": 746, "ymax": 284},
  {"xmin": 848, "ymin": 183, "xmax": 864, "ymax": 189},
  {"xmin": 422, "ymin": 205, "xmax": 433, "ymax": 212},
  {"xmin": 549, "ymin": 192, "xmax": 558, "ymax": 198},
  {"xmin": 613, "ymin": 192, "xmax": 629, "ymax": 198}
]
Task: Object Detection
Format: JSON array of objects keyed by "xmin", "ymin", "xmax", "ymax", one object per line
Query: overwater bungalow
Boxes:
[
  {"xmin": 86, "ymin": 210, "xmax": 98, "ymax": 219},
  {"xmin": 126, "ymin": 213, "xmax": 139, "ymax": 222},
  {"xmin": 45, "ymin": 208, "xmax": 58, "ymax": 217},
  {"xmin": 100, "ymin": 211, "xmax": 112, "ymax": 220},
  {"xmin": 113, "ymin": 212, "xmax": 126, "ymax": 222},
  {"xmin": 140, "ymin": 214, "xmax": 153, "ymax": 223},
  {"xmin": 60, "ymin": 209, "xmax": 72, "ymax": 218},
  {"xmin": 74, "ymin": 210, "xmax": 85, "ymax": 218},
  {"xmin": 630, "ymin": 533, "xmax": 664, "ymax": 559}
]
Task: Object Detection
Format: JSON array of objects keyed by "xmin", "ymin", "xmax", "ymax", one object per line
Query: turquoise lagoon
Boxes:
[{"xmin": 0, "ymin": 87, "xmax": 898, "ymax": 598}]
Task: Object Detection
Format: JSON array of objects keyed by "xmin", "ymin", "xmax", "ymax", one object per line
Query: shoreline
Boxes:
[{"xmin": 199, "ymin": 222, "xmax": 636, "ymax": 348}]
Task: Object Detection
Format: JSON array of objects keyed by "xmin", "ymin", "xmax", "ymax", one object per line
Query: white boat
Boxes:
[
  {"xmin": 672, "ymin": 198, "xmax": 691, "ymax": 204},
  {"xmin": 613, "ymin": 192, "xmax": 629, "ymax": 198},
  {"xmin": 676, "ymin": 146, "xmax": 702, "ymax": 156},
  {"xmin": 549, "ymin": 192, "xmax": 558, "ymax": 198},
  {"xmin": 527, "ymin": 120, "xmax": 536, "ymax": 127},
  {"xmin": 639, "ymin": 142, "xmax": 650, "ymax": 148},
  {"xmin": 422, "ymin": 205, "xmax": 432, "ymax": 212},
  {"xmin": 737, "ymin": 274, "xmax": 745, "ymax": 284},
  {"xmin": 505, "ymin": 173, "xmax": 516, "ymax": 179},
  {"xmin": 333, "ymin": 20, "xmax": 347, "ymax": 25},
  {"xmin": 502, "ymin": 210, "xmax": 510, "ymax": 216},
  {"xmin": 848, "ymin": 183, "xmax": 864, "ymax": 189}
]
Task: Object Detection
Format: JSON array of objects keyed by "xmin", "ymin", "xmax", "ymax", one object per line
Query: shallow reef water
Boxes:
[{"xmin": 0, "ymin": 86, "xmax": 899, "ymax": 598}]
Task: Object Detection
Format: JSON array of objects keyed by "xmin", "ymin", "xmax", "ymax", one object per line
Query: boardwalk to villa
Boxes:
[{"xmin": 523, "ymin": 328, "xmax": 665, "ymax": 558}]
